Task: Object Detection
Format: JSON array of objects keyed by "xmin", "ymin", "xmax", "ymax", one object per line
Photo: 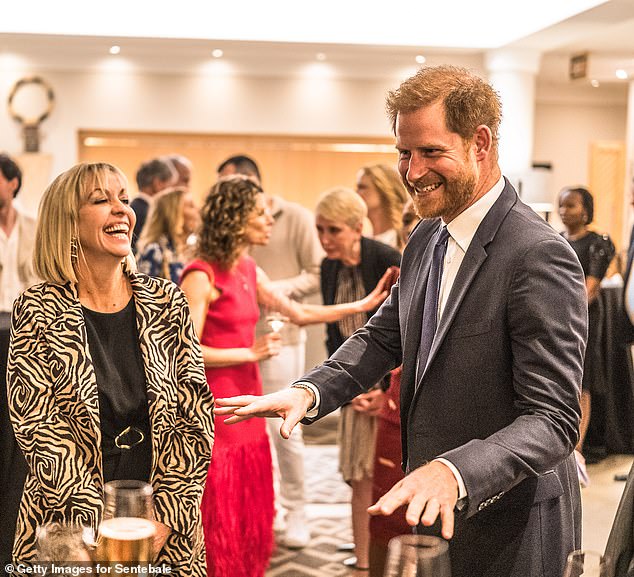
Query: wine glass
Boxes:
[
  {"xmin": 383, "ymin": 534, "xmax": 451, "ymax": 577},
  {"xmin": 97, "ymin": 480, "xmax": 156, "ymax": 564},
  {"xmin": 265, "ymin": 310, "xmax": 287, "ymax": 334},
  {"xmin": 563, "ymin": 550, "xmax": 608, "ymax": 577}
]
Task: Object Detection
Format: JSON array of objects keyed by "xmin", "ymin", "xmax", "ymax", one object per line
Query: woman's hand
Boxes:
[
  {"xmin": 152, "ymin": 521, "xmax": 172, "ymax": 560},
  {"xmin": 350, "ymin": 388, "xmax": 386, "ymax": 416},
  {"xmin": 249, "ymin": 333, "xmax": 282, "ymax": 361},
  {"xmin": 357, "ymin": 266, "xmax": 399, "ymax": 312}
]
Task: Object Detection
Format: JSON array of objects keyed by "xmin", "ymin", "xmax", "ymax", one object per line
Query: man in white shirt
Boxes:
[
  {"xmin": 216, "ymin": 66, "xmax": 587, "ymax": 577},
  {"xmin": 0, "ymin": 154, "xmax": 39, "ymax": 314}
]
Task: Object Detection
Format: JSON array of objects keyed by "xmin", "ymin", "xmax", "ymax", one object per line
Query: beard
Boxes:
[{"xmin": 408, "ymin": 165, "xmax": 477, "ymax": 221}]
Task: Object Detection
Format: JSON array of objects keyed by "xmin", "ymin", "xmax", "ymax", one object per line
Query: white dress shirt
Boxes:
[{"xmin": 434, "ymin": 176, "xmax": 505, "ymax": 499}]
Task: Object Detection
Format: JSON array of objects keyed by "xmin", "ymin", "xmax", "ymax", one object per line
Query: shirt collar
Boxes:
[{"xmin": 443, "ymin": 175, "xmax": 505, "ymax": 253}]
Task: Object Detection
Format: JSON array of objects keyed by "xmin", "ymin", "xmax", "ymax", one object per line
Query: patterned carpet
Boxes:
[
  {"xmin": 267, "ymin": 516, "xmax": 354, "ymax": 577},
  {"xmin": 304, "ymin": 445, "xmax": 351, "ymax": 504},
  {"xmin": 266, "ymin": 443, "xmax": 360, "ymax": 576}
]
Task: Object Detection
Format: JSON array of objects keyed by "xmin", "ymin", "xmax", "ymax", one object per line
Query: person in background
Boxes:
[
  {"xmin": 355, "ymin": 164, "xmax": 409, "ymax": 250},
  {"xmin": 623, "ymin": 178, "xmax": 634, "ymax": 345},
  {"xmin": 314, "ymin": 186, "xmax": 401, "ymax": 572},
  {"xmin": 136, "ymin": 186, "xmax": 200, "ymax": 284},
  {"xmin": 216, "ymin": 65, "xmax": 587, "ymax": 577},
  {"xmin": 131, "ymin": 157, "xmax": 177, "ymax": 252},
  {"xmin": 369, "ymin": 197, "xmax": 420, "ymax": 577},
  {"xmin": 180, "ymin": 176, "xmax": 391, "ymax": 577},
  {"xmin": 7, "ymin": 162, "xmax": 214, "ymax": 573},
  {"xmin": 559, "ymin": 185, "xmax": 615, "ymax": 486},
  {"xmin": 216, "ymin": 154, "xmax": 323, "ymax": 549},
  {"xmin": 167, "ymin": 154, "xmax": 193, "ymax": 189},
  {"xmin": 0, "ymin": 153, "xmax": 39, "ymax": 572}
]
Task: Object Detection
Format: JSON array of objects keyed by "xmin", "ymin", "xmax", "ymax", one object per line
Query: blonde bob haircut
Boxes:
[
  {"xmin": 34, "ymin": 162, "xmax": 136, "ymax": 284},
  {"xmin": 315, "ymin": 186, "xmax": 368, "ymax": 229}
]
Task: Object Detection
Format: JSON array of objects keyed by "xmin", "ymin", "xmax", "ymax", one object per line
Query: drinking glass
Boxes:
[
  {"xmin": 97, "ymin": 480, "xmax": 156, "ymax": 564},
  {"xmin": 563, "ymin": 550, "xmax": 608, "ymax": 577},
  {"xmin": 383, "ymin": 534, "xmax": 451, "ymax": 577},
  {"xmin": 265, "ymin": 310, "xmax": 287, "ymax": 334},
  {"xmin": 36, "ymin": 522, "xmax": 96, "ymax": 564}
]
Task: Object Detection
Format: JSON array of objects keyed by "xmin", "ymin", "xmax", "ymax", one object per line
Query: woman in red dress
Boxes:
[{"xmin": 180, "ymin": 176, "xmax": 392, "ymax": 577}]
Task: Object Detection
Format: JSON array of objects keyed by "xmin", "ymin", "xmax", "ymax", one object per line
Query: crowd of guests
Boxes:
[
  {"xmin": 0, "ymin": 148, "xmax": 404, "ymax": 576},
  {"xmin": 1, "ymin": 64, "xmax": 633, "ymax": 577}
]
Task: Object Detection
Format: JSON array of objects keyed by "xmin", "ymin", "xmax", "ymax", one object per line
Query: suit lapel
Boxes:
[
  {"xmin": 400, "ymin": 220, "xmax": 440, "ymax": 414},
  {"xmin": 413, "ymin": 181, "xmax": 518, "ymax": 391}
]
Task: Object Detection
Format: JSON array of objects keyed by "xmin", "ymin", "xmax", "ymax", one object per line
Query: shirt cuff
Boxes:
[
  {"xmin": 291, "ymin": 382, "xmax": 320, "ymax": 418},
  {"xmin": 434, "ymin": 458, "xmax": 467, "ymax": 500}
]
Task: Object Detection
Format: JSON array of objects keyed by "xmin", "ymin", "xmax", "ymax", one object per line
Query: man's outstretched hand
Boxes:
[
  {"xmin": 214, "ymin": 387, "xmax": 315, "ymax": 439},
  {"xmin": 368, "ymin": 460, "xmax": 459, "ymax": 540}
]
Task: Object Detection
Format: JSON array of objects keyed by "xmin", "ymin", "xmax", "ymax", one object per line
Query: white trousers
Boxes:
[{"xmin": 259, "ymin": 342, "xmax": 307, "ymax": 513}]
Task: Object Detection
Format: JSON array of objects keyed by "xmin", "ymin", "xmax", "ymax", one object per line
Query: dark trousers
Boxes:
[{"xmin": 0, "ymin": 314, "xmax": 27, "ymax": 570}]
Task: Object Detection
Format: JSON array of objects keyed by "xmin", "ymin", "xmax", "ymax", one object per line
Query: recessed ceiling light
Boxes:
[
  {"xmin": 590, "ymin": 79, "xmax": 600, "ymax": 88},
  {"xmin": 109, "ymin": 45, "xmax": 121, "ymax": 55},
  {"xmin": 616, "ymin": 69, "xmax": 628, "ymax": 79},
  {"xmin": 316, "ymin": 52, "xmax": 327, "ymax": 61},
  {"xmin": 415, "ymin": 54, "xmax": 426, "ymax": 64},
  {"xmin": 212, "ymin": 48, "xmax": 224, "ymax": 58}
]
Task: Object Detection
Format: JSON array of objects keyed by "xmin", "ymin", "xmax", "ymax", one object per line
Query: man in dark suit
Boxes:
[{"xmin": 216, "ymin": 65, "xmax": 587, "ymax": 577}]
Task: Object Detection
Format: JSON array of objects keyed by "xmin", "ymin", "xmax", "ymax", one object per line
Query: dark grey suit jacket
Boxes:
[{"xmin": 301, "ymin": 180, "xmax": 587, "ymax": 577}]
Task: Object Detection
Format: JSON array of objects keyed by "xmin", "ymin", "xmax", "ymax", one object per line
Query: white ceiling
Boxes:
[{"xmin": 2, "ymin": 0, "xmax": 634, "ymax": 86}]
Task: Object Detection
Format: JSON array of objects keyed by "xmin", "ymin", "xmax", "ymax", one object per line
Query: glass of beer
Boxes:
[{"xmin": 97, "ymin": 480, "xmax": 156, "ymax": 564}]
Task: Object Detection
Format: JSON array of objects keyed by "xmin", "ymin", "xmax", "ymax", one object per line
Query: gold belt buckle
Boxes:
[{"xmin": 114, "ymin": 426, "xmax": 145, "ymax": 450}]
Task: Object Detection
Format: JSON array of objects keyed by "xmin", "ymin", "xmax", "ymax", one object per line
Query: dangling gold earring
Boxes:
[{"xmin": 70, "ymin": 237, "xmax": 79, "ymax": 262}]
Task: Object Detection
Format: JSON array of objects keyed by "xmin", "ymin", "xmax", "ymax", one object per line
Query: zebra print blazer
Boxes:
[{"xmin": 7, "ymin": 273, "xmax": 215, "ymax": 574}]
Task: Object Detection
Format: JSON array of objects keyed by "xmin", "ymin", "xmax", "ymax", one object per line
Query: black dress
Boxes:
[
  {"xmin": 82, "ymin": 298, "xmax": 152, "ymax": 482},
  {"xmin": 564, "ymin": 231, "xmax": 615, "ymax": 393}
]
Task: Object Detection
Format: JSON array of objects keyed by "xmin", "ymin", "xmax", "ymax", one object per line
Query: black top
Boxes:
[
  {"xmin": 321, "ymin": 235, "xmax": 401, "ymax": 356},
  {"xmin": 565, "ymin": 231, "xmax": 615, "ymax": 280},
  {"xmin": 82, "ymin": 297, "xmax": 152, "ymax": 482}
]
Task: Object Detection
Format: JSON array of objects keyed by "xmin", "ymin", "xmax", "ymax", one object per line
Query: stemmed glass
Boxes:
[
  {"xmin": 562, "ymin": 550, "xmax": 608, "ymax": 577},
  {"xmin": 265, "ymin": 310, "xmax": 287, "ymax": 334},
  {"xmin": 96, "ymin": 480, "xmax": 156, "ymax": 564},
  {"xmin": 383, "ymin": 534, "xmax": 451, "ymax": 577}
]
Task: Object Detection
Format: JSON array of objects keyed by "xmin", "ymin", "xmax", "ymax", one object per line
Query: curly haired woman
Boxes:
[{"xmin": 180, "ymin": 176, "xmax": 392, "ymax": 577}]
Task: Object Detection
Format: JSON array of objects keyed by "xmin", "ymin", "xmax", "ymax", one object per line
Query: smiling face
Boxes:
[
  {"xmin": 244, "ymin": 192, "xmax": 273, "ymax": 246},
  {"xmin": 396, "ymin": 101, "xmax": 481, "ymax": 223},
  {"xmin": 77, "ymin": 171, "xmax": 136, "ymax": 265}
]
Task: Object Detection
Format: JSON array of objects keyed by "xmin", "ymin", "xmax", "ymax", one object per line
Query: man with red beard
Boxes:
[{"xmin": 216, "ymin": 65, "xmax": 587, "ymax": 577}]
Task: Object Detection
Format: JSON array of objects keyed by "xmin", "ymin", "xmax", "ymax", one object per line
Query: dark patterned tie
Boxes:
[{"xmin": 416, "ymin": 226, "xmax": 450, "ymax": 381}]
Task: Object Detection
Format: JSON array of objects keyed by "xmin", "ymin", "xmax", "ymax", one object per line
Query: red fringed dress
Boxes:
[{"xmin": 182, "ymin": 257, "xmax": 274, "ymax": 577}]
